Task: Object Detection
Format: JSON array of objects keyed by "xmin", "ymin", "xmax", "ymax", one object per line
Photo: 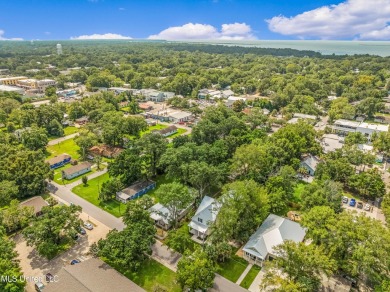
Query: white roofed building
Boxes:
[
  {"xmin": 243, "ymin": 214, "xmax": 306, "ymax": 266},
  {"xmin": 188, "ymin": 196, "xmax": 220, "ymax": 242}
]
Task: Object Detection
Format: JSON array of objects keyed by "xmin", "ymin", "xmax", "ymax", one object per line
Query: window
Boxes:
[{"xmin": 197, "ymin": 217, "xmax": 203, "ymax": 223}]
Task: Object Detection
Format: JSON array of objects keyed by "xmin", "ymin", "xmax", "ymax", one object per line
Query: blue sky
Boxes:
[{"xmin": 1, "ymin": 0, "xmax": 390, "ymax": 40}]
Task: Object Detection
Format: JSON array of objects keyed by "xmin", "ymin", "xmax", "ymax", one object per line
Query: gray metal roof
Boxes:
[
  {"xmin": 243, "ymin": 214, "xmax": 306, "ymax": 260},
  {"xmin": 189, "ymin": 196, "xmax": 219, "ymax": 233}
]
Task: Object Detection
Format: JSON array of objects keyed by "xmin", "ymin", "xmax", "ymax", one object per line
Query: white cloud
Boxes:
[
  {"xmin": 119, "ymin": 7, "xmax": 125, "ymax": 11},
  {"xmin": 148, "ymin": 22, "xmax": 256, "ymax": 40},
  {"xmin": 267, "ymin": 0, "xmax": 390, "ymax": 40},
  {"xmin": 70, "ymin": 33, "xmax": 132, "ymax": 40},
  {"xmin": 0, "ymin": 30, "xmax": 23, "ymax": 41}
]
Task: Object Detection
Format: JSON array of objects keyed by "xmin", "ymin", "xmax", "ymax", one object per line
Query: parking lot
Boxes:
[
  {"xmin": 342, "ymin": 198, "xmax": 386, "ymax": 224},
  {"xmin": 13, "ymin": 212, "xmax": 110, "ymax": 292}
]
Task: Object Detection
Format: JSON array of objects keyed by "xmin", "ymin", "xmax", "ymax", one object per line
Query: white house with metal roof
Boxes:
[
  {"xmin": 188, "ymin": 196, "xmax": 219, "ymax": 242},
  {"xmin": 242, "ymin": 214, "xmax": 306, "ymax": 266}
]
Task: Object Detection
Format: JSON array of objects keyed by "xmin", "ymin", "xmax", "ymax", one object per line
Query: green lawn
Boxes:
[
  {"xmin": 169, "ymin": 128, "xmax": 187, "ymax": 138},
  {"xmin": 46, "ymin": 138, "xmax": 80, "ymax": 160},
  {"xmin": 240, "ymin": 265, "xmax": 261, "ymax": 289},
  {"xmin": 52, "ymin": 164, "xmax": 97, "ymax": 185},
  {"xmin": 104, "ymin": 258, "xmax": 181, "ymax": 292},
  {"xmin": 216, "ymin": 249, "xmax": 249, "ymax": 283},
  {"xmin": 141, "ymin": 124, "xmax": 168, "ymax": 136},
  {"xmin": 63, "ymin": 126, "xmax": 79, "ymax": 136},
  {"xmin": 71, "ymin": 172, "xmax": 126, "ymax": 217},
  {"xmin": 147, "ymin": 175, "xmax": 175, "ymax": 202}
]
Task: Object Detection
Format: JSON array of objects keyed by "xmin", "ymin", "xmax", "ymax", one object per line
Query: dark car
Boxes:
[
  {"xmin": 45, "ymin": 273, "xmax": 54, "ymax": 282},
  {"xmin": 78, "ymin": 227, "xmax": 86, "ymax": 235},
  {"xmin": 349, "ymin": 198, "xmax": 356, "ymax": 207},
  {"xmin": 71, "ymin": 259, "xmax": 80, "ymax": 265},
  {"xmin": 357, "ymin": 201, "xmax": 363, "ymax": 209}
]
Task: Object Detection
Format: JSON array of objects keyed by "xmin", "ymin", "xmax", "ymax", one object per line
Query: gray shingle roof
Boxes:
[
  {"xmin": 44, "ymin": 258, "xmax": 145, "ymax": 292},
  {"xmin": 243, "ymin": 214, "xmax": 306, "ymax": 260}
]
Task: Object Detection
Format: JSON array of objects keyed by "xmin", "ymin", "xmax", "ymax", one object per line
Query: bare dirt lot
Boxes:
[{"xmin": 13, "ymin": 212, "xmax": 110, "ymax": 292}]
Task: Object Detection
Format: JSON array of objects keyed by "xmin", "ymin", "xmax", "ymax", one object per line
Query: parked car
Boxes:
[
  {"xmin": 357, "ymin": 201, "xmax": 363, "ymax": 209},
  {"xmin": 349, "ymin": 198, "xmax": 356, "ymax": 207},
  {"xmin": 78, "ymin": 227, "xmax": 86, "ymax": 235},
  {"xmin": 70, "ymin": 259, "xmax": 80, "ymax": 265},
  {"xmin": 35, "ymin": 282, "xmax": 45, "ymax": 291},
  {"xmin": 45, "ymin": 273, "xmax": 54, "ymax": 282},
  {"xmin": 364, "ymin": 204, "xmax": 371, "ymax": 211},
  {"xmin": 84, "ymin": 222, "xmax": 93, "ymax": 230},
  {"xmin": 342, "ymin": 196, "xmax": 349, "ymax": 204}
]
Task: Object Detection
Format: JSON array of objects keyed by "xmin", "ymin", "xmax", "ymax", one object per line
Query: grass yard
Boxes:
[
  {"xmin": 46, "ymin": 138, "xmax": 80, "ymax": 160},
  {"xmin": 104, "ymin": 258, "xmax": 181, "ymax": 292},
  {"xmin": 71, "ymin": 172, "xmax": 126, "ymax": 217},
  {"xmin": 141, "ymin": 124, "xmax": 168, "ymax": 136},
  {"xmin": 169, "ymin": 128, "xmax": 187, "ymax": 138},
  {"xmin": 240, "ymin": 265, "xmax": 261, "ymax": 289},
  {"xmin": 63, "ymin": 126, "xmax": 79, "ymax": 136},
  {"xmin": 147, "ymin": 175, "xmax": 174, "ymax": 202},
  {"xmin": 52, "ymin": 163, "xmax": 97, "ymax": 185},
  {"xmin": 292, "ymin": 182, "xmax": 307, "ymax": 203},
  {"xmin": 216, "ymin": 249, "xmax": 249, "ymax": 283}
]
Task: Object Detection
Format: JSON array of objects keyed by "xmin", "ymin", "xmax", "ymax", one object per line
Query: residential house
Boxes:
[
  {"xmin": 62, "ymin": 162, "xmax": 92, "ymax": 180},
  {"xmin": 154, "ymin": 125, "xmax": 178, "ymax": 137},
  {"xmin": 19, "ymin": 196, "xmax": 49, "ymax": 216},
  {"xmin": 44, "ymin": 258, "xmax": 145, "ymax": 292},
  {"xmin": 108, "ymin": 87, "xmax": 131, "ymax": 95},
  {"xmin": 116, "ymin": 180, "xmax": 156, "ymax": 203},
  {"xmin": 222, "ymin": 89, "xmax": 234, "ymax": 98},
  {"xmin": 139, "ymin": 102, "xmax": 154, "ymax": 111},
  {"xmin": 89, "ymin": 145, "xmax": 124, "ymax": 159},
  {"xmin": 75, "ymin": 116, "xmax": 89, "ymax": 125},
  {"xmin": 46, "ymin": 154, "xmax": 71, "ymax": 169},
  {"xmin": 189, "ymin": 196, "xmax": 220, "ymax": 241},
  {"xmin": 242, "ymin": 214, "xmax": 306, "ymax": 266},
  {"xmin": 374, "ymin": 116, "xmax": 387, "ymax": 124},
  {"xmin": 149, "ymin": 202, "xmax": 191, "ymax": 230},
  {"xmin": 300, "ymin": 154, "xmax": 321, "ymax": 176}
]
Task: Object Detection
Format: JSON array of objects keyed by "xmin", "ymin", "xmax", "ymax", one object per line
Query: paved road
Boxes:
[
  {"xmin": 47, "ymin": 181, "xmax": 125, "ymax": 231},
  {"xmin": 48, "ymin": 133, "xmax": 79, "ymax": 146}
]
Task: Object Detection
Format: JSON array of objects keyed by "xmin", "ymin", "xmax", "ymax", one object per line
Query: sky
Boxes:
[{"xmin": 1, "ymin": 0, "xmax": 390, "ymax": 41}]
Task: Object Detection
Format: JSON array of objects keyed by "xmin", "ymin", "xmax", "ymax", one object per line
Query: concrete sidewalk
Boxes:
[{"xmin": 236, "ymin": 263, "xmax": 253, "ymax": 285}]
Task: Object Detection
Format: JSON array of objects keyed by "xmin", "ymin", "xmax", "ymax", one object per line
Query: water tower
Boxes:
[{"xmin": 56, "ymin": 43, "xmax": 62, "ymax": 55}]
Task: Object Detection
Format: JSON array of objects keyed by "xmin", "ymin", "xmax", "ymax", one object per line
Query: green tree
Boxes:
[
  {"xmin": 108, "ymin": 148, "xmax": 142, "ymax": 186},
  {"xmin": 138, "ymin": 133, "xmax": 168, "ymax": 177},
  {"xmin": 211, "ymin": 180, "xmax": 269, "ymax": 243},
  {"xmin": 96, "ymin": 224, "xmax": 155, "ymax": 271},
  {"xmin": 122, "ymin": 197, "xmax": 154, "ymax": 226},
  {"xmin": 0, "ymin": 180, "xmax": 19, "ymax": 207},
  {"xmin": 348, "ymin": 168, "xmax": 385, "ymax": 200},
  {"xmin": 74, "ymin": 131, "xmax": 98, "ymax": 160},
  {"xmin": 47, "ymin": 119, "xmax": 64, "ymax": 137},
  {"xmin": 177, "ymin": 248, "xmax": 216, "ymax": 292},
  {"xmin": 21, "ymin": 126, "xmax": 48, "ymax": 151},
  {"xmin": 94, "ymin": 155, "xmax": 102, "ymax": 170},
  {"xmin": 262, "ymin": 241, "xmax": 336, "ymax": 292},
  {"xmin": 0, "ymin": 199, "xmax": 34, "ymax": 233},
  {"xmin": 22, "ymin": 204, "xmax": 82, "ymax": 259},
  {"xmin": 155, "ymin": 182, "xmax": 194, "ymax": 228},
  {"xmin": 0, "ymin": 227, "xmax": 26, "ymax": 291},
  {"xmin": 165, "ymin": 226, "xmax": 194, "ymax": 253},
  {"xmin": 98, "ymin": 178, "xmax": 123, "ymax": 202},
  {"xmin": 81, "ymin": 175, "xmax": 88, "ymax": 186},
  {"xmin": 301, "ymin": 180, "xmax": 343, "ymax": 213}
]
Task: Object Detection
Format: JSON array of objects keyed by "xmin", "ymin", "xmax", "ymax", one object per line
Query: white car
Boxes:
[
  {"xmin": 364, "ymin": 204, "xmax": 371, "ymax": 211},
  {"xmin": 84, "ymin": 222, "xmax": 93, "ymax": 230}
]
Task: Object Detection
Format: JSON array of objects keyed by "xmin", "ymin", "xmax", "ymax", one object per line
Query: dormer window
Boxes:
[{"xmin": 198, "ymin": 218, "xmax": 203, "ymax": 223}]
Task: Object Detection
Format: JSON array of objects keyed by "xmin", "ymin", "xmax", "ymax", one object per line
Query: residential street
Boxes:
[{"xmin": 47, "ymin": 133, "xmax": 79, "ymax": 146}]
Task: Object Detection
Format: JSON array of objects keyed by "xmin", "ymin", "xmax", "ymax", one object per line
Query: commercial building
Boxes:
[
  {"xmin": 331, "ymin": 119, "xmax": 389, "ymax": 141},
  {"xmin": 16, "ymin": 78, "xmax": 57, "ymax": 93},
  {"xmin": 0, "ymin": 76, "xmax": 27, "ymax": 85},
  {"xmin": 0, "ymin": 85, "xmax": 25, "ymax": 95}
]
